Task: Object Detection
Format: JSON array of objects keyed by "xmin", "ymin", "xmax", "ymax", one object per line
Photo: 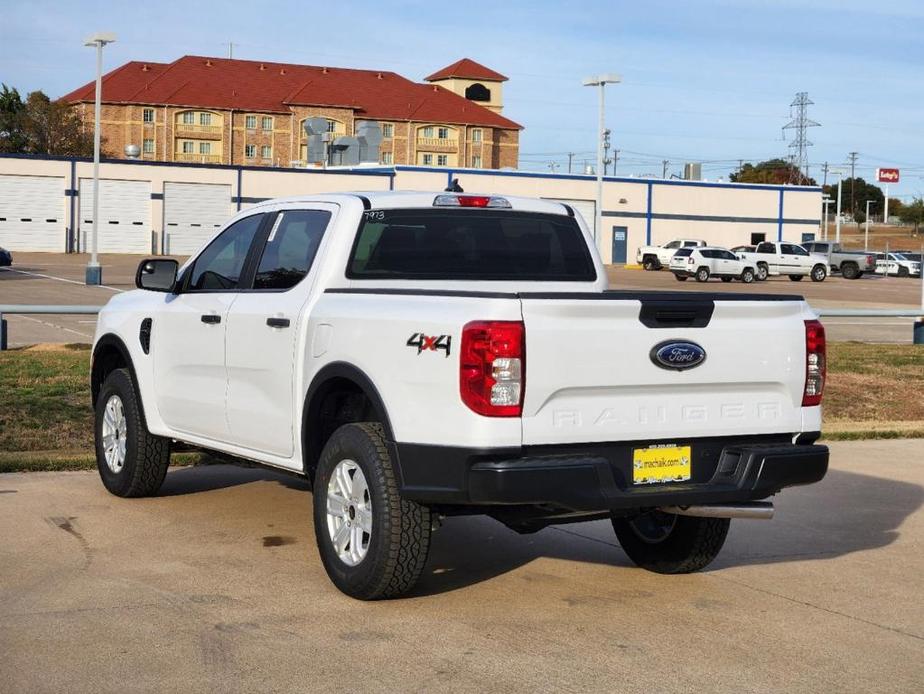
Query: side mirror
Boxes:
[{"xmin": 136, "ymin": 258, "xmax": 178, "ymax": 292}]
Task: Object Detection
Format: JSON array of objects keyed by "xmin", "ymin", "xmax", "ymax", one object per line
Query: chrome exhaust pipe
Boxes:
[{"xmin": 659, "ymin": 502, "xmax": 774, "ymax": 520}]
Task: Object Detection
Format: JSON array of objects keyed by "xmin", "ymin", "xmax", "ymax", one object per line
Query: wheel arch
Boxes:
[
  {"xmin": 91, "ymin": 334, "xmax": 137, "ymax": 408},
  {"xmin": 302, "ymin": 362, "xmax": 396, "ymax": 480}
]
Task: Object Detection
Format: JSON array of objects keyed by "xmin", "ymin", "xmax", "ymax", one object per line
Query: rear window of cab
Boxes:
[{"xmin": 347, "ymin": 209, "xmax": 597, "ymax": 281}]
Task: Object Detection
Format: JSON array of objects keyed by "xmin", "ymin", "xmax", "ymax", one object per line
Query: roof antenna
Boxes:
[{"xmin": 445, "ymin": 178, "xmax": 463, "ymax": 192}]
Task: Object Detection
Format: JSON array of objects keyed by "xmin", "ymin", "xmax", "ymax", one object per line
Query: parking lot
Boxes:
[
  {"xmin": 2, "ymin": 252, "xmax": 921, "ymax": 347},
  {"xmin": 0, "ymin": 438, "xmax": 921, "ymax": 692}
]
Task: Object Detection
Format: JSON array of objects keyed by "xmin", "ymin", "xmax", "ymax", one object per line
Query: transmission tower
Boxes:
[{"xmin": 782, "ymin": 92, "xmax": 820, "ymax": 184}]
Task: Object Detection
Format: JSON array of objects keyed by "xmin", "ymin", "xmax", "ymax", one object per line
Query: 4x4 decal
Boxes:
[{"xmin": 406, "ymin": 333, "xmax": 451, "ymax": 357}]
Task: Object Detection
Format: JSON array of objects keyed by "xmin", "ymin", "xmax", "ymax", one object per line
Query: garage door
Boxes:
[
  {"xmin": 0, "ymin": 175, "xmax": 65, "ymax": 251},
  {"xmin": 163, "ymin": 183, "xmax": 233, "ymax": 256},
  {"xmin": 79, "ymin": 179, "xmax": 151, "ymax": 253},
  {"xmin": 542, "ymin": 198, "xmax": 596, "ymax": 232}
]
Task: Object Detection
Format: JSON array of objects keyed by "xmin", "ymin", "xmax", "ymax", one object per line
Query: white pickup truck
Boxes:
[
  {"xmin": 736, "ymin": 241, "xmax": 830, "ymax": 282},
  {"xmin": 636, "ymin": 238, "xmax": 706, "ymax": 270},
  {"xmin": 90, "ymin": 191, "xmax": 829, "ymax": 600}
]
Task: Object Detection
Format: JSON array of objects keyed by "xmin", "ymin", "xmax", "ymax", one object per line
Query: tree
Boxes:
[
  {"xmin": 897, "ymin": 197, "xmax": 924, "ymax": 235},
  {"xmin": 20, "ymin": 90, "xmax": 95, "ymax": 157},
  {"xmin": 0, "ymin": 84, "xmax": 26, "ymax": 153},
  {"xmin": 730, "ymin": 159, "xmax": 816, "ymax": 186},
  {"xmin": 822, "ymin": 177, "xmax": 884, "ymax": 218}
]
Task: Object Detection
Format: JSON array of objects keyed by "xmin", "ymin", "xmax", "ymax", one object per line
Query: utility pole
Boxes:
[
  {"xmin": 662, "ymin": 160, "xmax": 670, "ymax": 178},
  {"xmin": 228, "ymin": 42, "xmax": 235, "ymax": 59},
  {"xmin": 847, "ymin": 151, "xmax": 859, "ymax": 213},
  {"xmin": 602, "ymin": 129, "xmax": 612, "ymax": 176},
  {"xmin": 821, "ymin": 161, "xmax": 829, "ymax": 188},
  {"xmin": 567, "ymin": 152, "xmax": 574, "ymax": 174},
  {"xmin": 782, "ymin": 92, "xmax": 820, "ymax": 184}
]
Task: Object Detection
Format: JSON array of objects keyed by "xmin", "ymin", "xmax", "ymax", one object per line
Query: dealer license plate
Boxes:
[{"xmin": 632, "ymin": 444, "xmax": 692, "ymax": 485}]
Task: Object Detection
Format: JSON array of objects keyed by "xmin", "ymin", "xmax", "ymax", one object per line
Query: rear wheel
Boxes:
[
  {"xmin": 720, "ymin": 276, "xmax": 733, "ymax": 283},
  {"xmin": 313, "ymin": 422, "xmax": 431, "ymax": 600},
  {"xmin": 94, "ymin": 368, "xmax": 170, "ymax": 498},
  {"xmin": 840, "ymin": 262, "xmax": 860, "ymax": 280},
  {"xmin": 740, "ymin": 267, "xmax": 755, "ymax": 283},
  {"xmin": 612, "ymin": 511, "xmax": 730, "ymax": 574},
  {"xmin": 789, "ymin": 275, "xmax": 804, "ymax": 281},
  {"xmin": 756, "ymin": 263, "xmax": 769, "ymax": 281},
  {"xmin": 642, "ymin": 256, "xmax": 660, "ymax": 271},
  {"xmin": 695, "ymin": 267, "xmax": 710, "ymax": 283},
  {"xmin": 811, "ymin": 264, "xmax": 827, "ymax": 282},
  {"xmin": 674, "ymin": 273, "xmax": 688, "ymax": 281}
]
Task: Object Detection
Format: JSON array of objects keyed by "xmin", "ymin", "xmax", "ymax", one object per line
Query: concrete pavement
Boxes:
[{"xmin": 1, "ymin": 439, "xmax": 922, "ymax": 692}]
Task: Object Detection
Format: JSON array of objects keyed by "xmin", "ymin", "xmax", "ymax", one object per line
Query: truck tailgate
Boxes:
[{"xmin": 520, "ymin": 293, "xmax": 806, "ymax": 445}]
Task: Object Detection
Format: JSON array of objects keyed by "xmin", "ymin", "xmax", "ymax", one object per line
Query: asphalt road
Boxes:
[
  {"xmin": 1, "ymin": 253, "xmax": 922, "ymax": 346},
  {"xmin": 1, "ymin": 439, "xmax": 922, "ymax": 693}
]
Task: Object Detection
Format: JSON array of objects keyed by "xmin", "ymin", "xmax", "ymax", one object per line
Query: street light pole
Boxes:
[
  {"xmin": 582, "ymin": 73, "xmax": 621, "ymax": 249},
  {"xmin": 864, "ymin": 199, "xmax": 874, "ymax": 251},
  {"xmin": 822, "ymin": 197, "xmax": 832, "ymax": 240},
  {"xmin": 835, "ymin": 172, "xmax": 843, "ymax": 244},
  {"xmin": 83, "ymin": 32, "xmax": 117, "ymax": 286}
]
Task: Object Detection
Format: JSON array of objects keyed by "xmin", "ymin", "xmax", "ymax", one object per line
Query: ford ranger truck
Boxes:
[{"xmin": 89, "ymin": 192, "xmax": 829, "ymax": 600}]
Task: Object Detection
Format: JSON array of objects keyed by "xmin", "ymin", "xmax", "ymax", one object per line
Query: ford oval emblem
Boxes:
[{"xmin": 650, "ymin": 340, "xmax": 706, "ymax": 371}]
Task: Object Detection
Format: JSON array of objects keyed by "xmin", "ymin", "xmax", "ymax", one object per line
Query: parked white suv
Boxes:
[
  {"xmin": 636, "ymin": 238, "xmax": 706, "ymax": 270},
  {"xmin": 670, "ymin": 247, "xmax": 758, "ymax": 283},
  {"xmin": 90, "ymin": 191, "xmax": 829, "ymax": 599},
  {"xmin": 736, "ymin": 241, "xmax": 829, "ymax": 282}
]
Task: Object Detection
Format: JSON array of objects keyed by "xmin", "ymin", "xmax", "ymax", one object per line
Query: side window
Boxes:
[
  {"xmin": 700, "ymin": 249, "xmax": 715, "ymax": 259},
  {"xmin": 792, "ymin": 245, "xmax": 809, "ymax": 256},
  {"xmin": 683, "ymin": 241, "xmax": 699, "ymax": 247},
  {"xmin": 253, "ymin": 209, "xmax": 331, "ymax": 290},
  {"xmin": 724, "ymin": 250, "xmax": 738, "ymax": 260},
  {"xmin": 665, "ymin": 241, "xmax": 680, "ymax": 249},
  {"xmin": 188, "ymin": 214, "xmax": 264, "ymax": 291},
  {"xmin": 780, "ymin": 244, "xmax": 796, "ymax": 255},
  {"xmin": 756, "ymin": 242, "xmax": 774, "ymax": 254}
]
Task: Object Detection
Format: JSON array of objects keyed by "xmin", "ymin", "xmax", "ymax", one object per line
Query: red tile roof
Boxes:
[
  {"xmin": 61, "ymin": 55, "xmax": 521, "ymax": 130},
  {"xmin": 425, "ymin": 58, "xmax": 508, "ymax": 83}
]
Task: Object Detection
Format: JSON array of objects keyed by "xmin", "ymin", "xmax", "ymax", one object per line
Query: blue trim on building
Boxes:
[
  {"xmin": 603, "ymin": 210, "xmax": 819, "ymax": 225},
  {"xmin": 645, "ymin": 182, "xmax": 653, "ymax": 245},
  {"xmin": 777, "ymin": 189, "xmax": 785, "ymax": 241}
]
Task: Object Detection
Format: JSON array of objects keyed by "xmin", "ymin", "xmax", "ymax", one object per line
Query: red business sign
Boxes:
[{"xmin": 877, "ymin": 168, "xmax": 900, "ymax": 183}]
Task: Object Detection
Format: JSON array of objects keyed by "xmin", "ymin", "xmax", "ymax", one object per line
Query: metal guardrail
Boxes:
[{"xmin": 0, "ymin": 304, "xmax": 922, "ymax": 350}]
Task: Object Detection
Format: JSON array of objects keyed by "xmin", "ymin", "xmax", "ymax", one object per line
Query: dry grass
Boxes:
[
  {"xmin": 0, "ymin": 342, "xmax": 921, "ymax": 472},
  {"xmin": 836, "ymin": 226, "xmax": 923, "ymax": 252}
]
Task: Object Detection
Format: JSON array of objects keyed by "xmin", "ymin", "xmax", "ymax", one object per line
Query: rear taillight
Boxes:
[
  {"xmin": 802, "ymin": 319, "xmax": 826, "ymax": 407},
  {"xmin": 460, "ymin": 321, "xmax": 524, "ymax": 417},
  {"xmin": 688, "ymin": 256, "xmax": 695, "ymax": 265}
]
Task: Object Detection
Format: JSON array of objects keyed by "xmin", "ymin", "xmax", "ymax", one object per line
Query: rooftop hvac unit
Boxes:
[{"xmin": 683, "ymin": 163, "xmax": 702, "ymax": 181}]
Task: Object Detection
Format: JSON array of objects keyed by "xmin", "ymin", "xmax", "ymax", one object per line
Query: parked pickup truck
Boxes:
[
  {"xmin": 736, "ymin": 241, "xmax": 829, "ymax": 282},
  {"xmin": 802, "ymin": 241, "xmax": 876, "ymax": 280},
  {"xmin": 90, "ymin": 192, "xmax": 829, "ymax": 600},
  {"xmin": 636, "ymin": 238, "xmax": 706, "ymax": 270}
]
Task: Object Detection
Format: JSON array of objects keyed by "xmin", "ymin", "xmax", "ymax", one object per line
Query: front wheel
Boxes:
[
  {"xmin": 612, "ymin": 511, "xmax": 730, "ymax": 574},
  {"xmin": 695, "ymin": 267, "xmax": 710, "ymax": 283},
  {"xmin": 740, "ymin": 267, "xmax": 755, "ymax": 283},
  {"xmin": 642, "ymin": 256, "xmax": 660, "ymax": 271},
  {"xmin": 95, "ymin": 368, "xmax": 170, "ymax": 497},
  {"xmin": 789, "ymin": 275, "xmax": 804, "ymax": 281},
  {"xmin": 811, "ymin": 264, "xmax": 827, "ymax": 282},
  {"xmin": 898, "ymin": 266, "xmax": 910, "ymax": 278},
  {"xmin": 313, "ymin": 423, "xmax": 431, "ymax": 600},
  {"xmin": 720, "ymin": 276, "xmax": 733, "ymax": 283},
  {"xmin": 674, "ymin": 273, "xmax": 688, "ymax": 281}
]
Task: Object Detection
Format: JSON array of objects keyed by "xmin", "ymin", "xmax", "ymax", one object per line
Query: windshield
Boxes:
[{"xmin": 348, "ymin": 209, "xmax": 597, "ymax": 281}]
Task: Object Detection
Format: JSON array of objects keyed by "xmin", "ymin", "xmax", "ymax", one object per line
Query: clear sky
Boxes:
[{"xmin": 2, "ymin": 0, "xmax": 922, "ymax": 199}]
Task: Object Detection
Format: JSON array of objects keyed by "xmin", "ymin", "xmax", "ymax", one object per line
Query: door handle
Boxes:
[
  {"xmin": 201, "ymin": 314, "xmax": 221, "ymax": 324},
  {"xmin": 266, "ymin": 317, "xmax": 290, "ymax": 329}
]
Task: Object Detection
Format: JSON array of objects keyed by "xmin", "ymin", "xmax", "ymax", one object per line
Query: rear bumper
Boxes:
[{"xmin": 392, "ymin": 435, "xmax": 828, "ymax": 512}]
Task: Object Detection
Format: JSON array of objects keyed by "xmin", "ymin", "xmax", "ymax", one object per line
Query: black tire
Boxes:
[
  {"xmin": 811, "ymin": 264, "xmax": 827, "ymax": 282},
  {"xmin": 740, "ymin": 267, "xmax": 755, "ymax": 284},
  {"xmin": 313, "ymin": 423, "xmax": 431, "ymax": 600},
  {"xmin": 840, "ymin": 262, "xmax": 860, "ymax": 280},
  {"xmin": 898, "ymin": 266, "xmax": 910, "ymax": 278},
  {"xmin": 94, "ymin": 368, "xmax": 170, "ymax": 498},
  {"xmin": 720, "ymin": 276, "xmax": 733, "ymax": 283},
  {"xmin": 642, "ymin": 255, "xmax": 660, "ymax": 271},
  {"xmin": 612, "ymin": 511, "xmax": 730, "ymax": 574},
  {"xmin": 673, "ymin": 273, "xmax": 688, "ymax": 281},
  {"xmin": 756, "ymin": 263, "xmax": 769, "ymax": 281},
  {"xmin": 695, "ymin": 267, "xmax": 710, "ymax": 283},
  {"xmin": 789, "ymin": 275, "xmax": 804, "ymax": 281}
]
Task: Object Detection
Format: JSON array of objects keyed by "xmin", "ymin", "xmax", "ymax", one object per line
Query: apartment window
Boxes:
[
  {"xmin": 438, "ymin": 127, "xmax": 449, "ymax": 139},
  {"xmin": 261, "ymin": 145, "xmax": 272, "ymax": 159},
  {"xmin": 199, "ymin": 142, "xmax": 212, "ymax": 155},
  {"xmin": 381, "ymin": 123, "xmax": 393, "ymax": 138},
  {"xmin": 182, "ymin": 112, "xmax": 195, "ymax": 125},
  {"xmin": 422, "ymin": 126, "xmax": 434, "ymax": 138},
  {"xmin": 261, "ymin": 116, "xmax": 273, "ymax": 131},
  {"xmin": 245, "ymin": 144, "xmax": 256, "ymax": 158},
  {"xmin": 326, "ymin": 119, "xmax": 338, "ymax": 133},
  {"xmin": 142, "ymin": 138, "xmax": 154, "ymax": 154},
  {"xmin": 182, "ymin": 141, "xmax": 195, "ymax": 154},
  {"xmin": 200, "ymin": 112, "xmax": 212, "ymax": 126},
  {"xmin": 245, "ymin": 115, "xmax": 257, "ymax": 129},
  {"xmin": 142, "ymin": 108, "xmax": 154, "ymax": 124},
  {"xmin": 422, "ymin": 153, "xmax": 433, "ymax": 165},
  {"xmin": 471, "ymin": 128, "xmax": 482, "ymax": 143},
  {"xmin": 437, "ymin": 154, "xmax": 448, "ymax": 166},
  {"xmin": 471, "ymin": 154, "xmax": 482, "ymax": 169},
  {"xmin": 381, "ymin": 151, "xmax": 393, "ymax": 165}
]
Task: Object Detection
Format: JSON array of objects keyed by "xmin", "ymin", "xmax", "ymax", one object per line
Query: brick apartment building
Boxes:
[{"xmin": 61, "ymin": 56, "xmax": 521, "ymax": 169}]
